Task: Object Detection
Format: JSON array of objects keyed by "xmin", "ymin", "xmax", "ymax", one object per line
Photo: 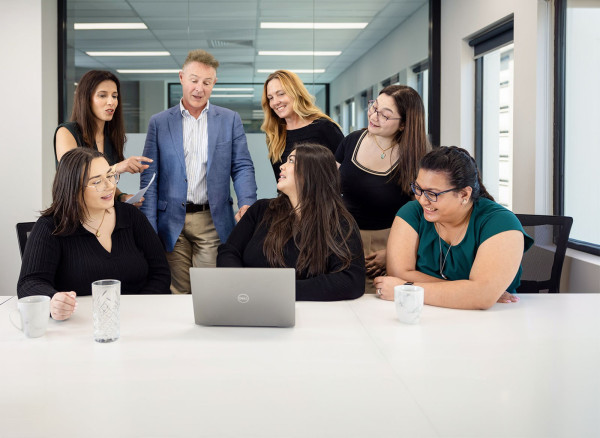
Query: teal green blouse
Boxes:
[{"xmin": 397, "ymin": 198, "xmax": 533, "ymax": 293}]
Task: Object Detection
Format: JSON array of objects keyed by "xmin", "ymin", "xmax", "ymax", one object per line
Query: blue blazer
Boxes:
[{"xmin": 140, "ymin": 104, "xmax": 257, "ymax": 252}]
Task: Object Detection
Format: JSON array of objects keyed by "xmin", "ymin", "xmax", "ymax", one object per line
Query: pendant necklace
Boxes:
[
  {"xmin": 435, "ymin": 219, "xmax": 470, "ymax": 280},
  {"xmin": 372, "ymin": 134, "xmax": 395, "ymax": 159},
  {"xmin": 87, "ymin": 209, "xmax": 107, "ymax": 238}
]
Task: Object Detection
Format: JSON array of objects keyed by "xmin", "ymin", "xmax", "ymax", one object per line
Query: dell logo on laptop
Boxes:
[{"xmin": 237, "ymin": 294, "xmax": 250, "ymax": 304}]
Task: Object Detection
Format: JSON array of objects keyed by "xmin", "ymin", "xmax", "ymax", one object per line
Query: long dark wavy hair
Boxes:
[
  {"xmin": 419, "ymin": 146, "xmax": 495, "ymax": 202},
  {"xmin": 377, "ymin": 85, "xmax": 430, "ymax": 193},
  {"xmin": 71, "ymin": 70, "xmax": 126, "ymax": 161},
  {"xmin": 42, "ymin": 148, "xmax": 106, "ymax": 236},
  {"xmin": 262, "ymin": 143, "xmax": 359, "ymax": 276}
]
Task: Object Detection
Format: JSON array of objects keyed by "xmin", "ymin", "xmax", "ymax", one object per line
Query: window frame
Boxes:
[
  {"xmin": 554, "ymin": 0, "xmax": 600, "ymax": 256},
  {"xmin": 470, "ymin": 18, "xmax": 514, "ymax": 174}
]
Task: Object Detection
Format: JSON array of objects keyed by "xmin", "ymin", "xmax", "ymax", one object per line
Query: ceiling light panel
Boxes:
[
  {"xmin": 258, "ymin": 51, "xmax": 341, "ymax": 56},
  {"xmin": 213, "ymin": 88, "xmax": 255, "ymax": 92},
  {"xmin": 117, "ymin": 69, "xmax": 180, "ymax": 74},
  {"xmin": 257, "ymin": 69, "xmax": 325, "ymax": 74},
  {"xmin": 75, "ymin": 23, "xmax": 148, "ymax": 30},
  {"xmin": 86, "ymin": 51, "xmax": 170, "ymax": 57},
  {"xmin": 210, "ymin": 94, "xmax": 255, "ymax": 98},
  {"xmin": 260, "ymin": 22, "xmax": 368, "ymax": 29}
]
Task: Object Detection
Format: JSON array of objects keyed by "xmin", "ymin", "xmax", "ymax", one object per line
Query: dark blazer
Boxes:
[{"xmin": 140, "ymin": 103, "xmax": 257, "ymax": 252}]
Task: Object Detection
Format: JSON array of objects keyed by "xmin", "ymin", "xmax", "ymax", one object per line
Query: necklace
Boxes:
[
  {"xmin": 435, "ymin": 219, "xmax": 470, "ymax": 280},
  {"xmin": 86, "ymin": 209, "xmax": 108, "ymax": 238},
  {"xmin": 372, "ymin": 134, "xmax": 395, "ymax": 159}
]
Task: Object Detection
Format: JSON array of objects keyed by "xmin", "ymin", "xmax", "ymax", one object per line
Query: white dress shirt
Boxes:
[{"xmin": 180, "ymin": 100, "xmax": 209, "ymax": 204}]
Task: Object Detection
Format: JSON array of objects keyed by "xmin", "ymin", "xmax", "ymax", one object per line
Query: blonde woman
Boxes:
[{"xmin": 261, "ymin": 70, "xmax": 344, "ymax": 180}]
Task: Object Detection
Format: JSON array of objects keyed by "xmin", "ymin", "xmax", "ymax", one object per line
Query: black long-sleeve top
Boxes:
[
  {"xmin": 271, "ymin": 118, "xmax": 344, "ymax": 180},
  {"xmin": 217, "ymin": 199, "xmax": 365, "ymax": 301},
  {"xmin": 17, "ymin": 201, "xmax": 171, "ymax": 298}
]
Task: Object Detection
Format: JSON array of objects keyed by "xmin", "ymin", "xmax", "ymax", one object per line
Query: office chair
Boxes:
[
  {"xmin": 515, "ymin": 214, "xmax": 573, "ymax": 293},
  {"xmin": 16, "ymin": 222, "xmax": 35, "ymax": 259}
]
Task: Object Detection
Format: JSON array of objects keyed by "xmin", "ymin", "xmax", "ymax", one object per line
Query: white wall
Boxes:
[
  {"xmin": 1, "ymin": 0, "xmax": 57, "ymax": 295},
  {"xmin": 440, "ymin": 0, "xmax": 552, "ymax": 215},
  {"xmin": 329, "ymin": 3, "xmax": 428, "ymax": 111}
]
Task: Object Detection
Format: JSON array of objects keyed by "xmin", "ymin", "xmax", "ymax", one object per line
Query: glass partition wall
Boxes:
[{"xmin": 60, "ymin": 0, "xmax": 432, "ymax": 135}]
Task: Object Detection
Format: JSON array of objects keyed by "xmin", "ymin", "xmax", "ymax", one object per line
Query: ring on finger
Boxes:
[{"xmin": 376, "ymin": 288, "xmax": 382, "ymax": 296}]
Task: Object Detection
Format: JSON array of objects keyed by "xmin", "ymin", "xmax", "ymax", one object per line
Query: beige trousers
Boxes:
[
  {"xmin": 166, "ymin": 211, "xmax": 221, "ymax": 295},
  {"xmin": 359, "ymin": 228, "xmax": 391, "ymax": 294}
]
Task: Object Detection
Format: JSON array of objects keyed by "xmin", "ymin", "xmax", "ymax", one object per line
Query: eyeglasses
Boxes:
[
  {"xmin": 86, "ymin": 171, "xmax": 120, "ymax": 192},
  {"xmin": 411, "ymin": 182, "xmax": 455, "ymax": 202},
  {"xmin": 367, "ymin": 100, "xmax": 402, "ymax": 123}
]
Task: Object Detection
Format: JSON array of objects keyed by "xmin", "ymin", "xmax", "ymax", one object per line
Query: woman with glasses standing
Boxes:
[
  {"xmin": 18, "ymin": 148, "xmax": 170, "ymax": 321},
  {"xmin": 336, "ymin": 85, "xmax": 429, "ymax": 293},
  {"xmin": 54, "ymin": 70, "xmax": 152, "ymax": 205},
  {"xmin": 262, "ymin": 70, "xmax": 344, "ymax": 181},
  {"xmin": 374, "ymin": 147, "xmax": 533, "ymax": 309}
]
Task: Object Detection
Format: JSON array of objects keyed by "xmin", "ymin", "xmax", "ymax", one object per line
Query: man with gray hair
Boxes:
[{"xmin": 140, "ymin": 49, "xmax": 257, "ymax": 294}]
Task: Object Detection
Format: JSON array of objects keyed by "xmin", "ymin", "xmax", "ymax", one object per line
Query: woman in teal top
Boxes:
[{"xmin": 375, "ymin": 146, "xmax": 533, "ymax": 310}]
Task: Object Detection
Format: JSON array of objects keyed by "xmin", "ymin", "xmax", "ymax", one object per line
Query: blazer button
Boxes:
[{"xmin": 181, "ymin": 202, "xmax": 185, "ymax": 207}]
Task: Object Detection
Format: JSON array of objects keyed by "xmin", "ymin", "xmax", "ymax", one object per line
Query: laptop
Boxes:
[{"xmin": 190, "ymin": 267, "xmax": 296, "ymax": 327}]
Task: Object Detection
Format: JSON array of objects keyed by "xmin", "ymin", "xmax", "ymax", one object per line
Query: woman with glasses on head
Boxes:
[
  {"xmin": 54, "ymin": 70, "xmax": 152, "ymax": 205},
  {"xmin": 262, "ymin": 70, "xmax": 344, "ymax": 181},
  {"xmin": 374, "ymin": 146, "xmax": 533, "ymax": 309},
  {"xmin": 217, "ymin": 144, "xmax": 365, "ymax": 301},
  {"xmin": 336, "ymin": 85, "xmax": 429, "ymax": 293},
  {"xmin": 17, "ymin": 148, "xmax": 170, "ymax": 321}
]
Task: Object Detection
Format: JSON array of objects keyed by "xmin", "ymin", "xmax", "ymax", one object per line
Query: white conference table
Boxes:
[{"xmin": 1, "ymin": 294, "xmax": 598, "ymax": 438}]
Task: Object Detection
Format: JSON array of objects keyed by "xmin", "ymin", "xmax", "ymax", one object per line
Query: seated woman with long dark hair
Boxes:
[
  {"xmin": 217, "ymin": 144, "xmax": 365, "ymax": 301},
  {"xmin": 374, "ymin": 146, "xmax": 533, "ymax": 309},
  {"xmin": 18, "ymin": 148, "xmax": 170, "ymax": 320}
]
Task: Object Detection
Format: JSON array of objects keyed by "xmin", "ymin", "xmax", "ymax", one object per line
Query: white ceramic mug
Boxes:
[
  {"xmin": 10, "ymin": 295, "xmax": 51, "ymax": 338},
  {"xmin": 394, "ymin": 284, "xmax": 425, "ymax": 324}
]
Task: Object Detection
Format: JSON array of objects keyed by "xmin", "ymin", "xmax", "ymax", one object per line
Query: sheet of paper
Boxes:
[{"xmin": 125, "ymin": 173, "xmax": 155, "ymax": 204}]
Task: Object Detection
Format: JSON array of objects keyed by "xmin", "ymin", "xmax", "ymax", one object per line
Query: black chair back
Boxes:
[
  {"xmin": 16, "ymin": 222, "xmax": 35, "ymax": 259},
  {"xmin": 516, "ymin": 214, "xmax": 573, "ymax": 293}
]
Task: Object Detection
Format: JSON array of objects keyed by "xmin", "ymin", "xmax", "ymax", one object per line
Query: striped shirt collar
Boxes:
[{"xmin": 179, "ymin": 99, "xmax": 210, "ymax": 118}]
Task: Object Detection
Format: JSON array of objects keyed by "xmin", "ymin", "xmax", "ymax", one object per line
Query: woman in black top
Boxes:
[
  {"xmin": 261, "ymin": 70, "xmax": 344, "ymax": 180},
  {"xmin": 18, "ymin": 148, "xmax": 170, "ymax": 320},
  {"xmin": 54, "ymin": 70, "xmax": 152, "ymax": 204},
  {"xmin": 336, "ymin": 85, "xmax": 429, "ymax": 293},
  {"xmin": 217, "ymin": 144, "xmax": 365, "ymax": 301}
]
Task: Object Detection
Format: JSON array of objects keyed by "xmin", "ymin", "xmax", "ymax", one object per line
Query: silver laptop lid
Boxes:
[{"xmin": 190, "ymin": 267, "xmax": 295, "ymax": 327}]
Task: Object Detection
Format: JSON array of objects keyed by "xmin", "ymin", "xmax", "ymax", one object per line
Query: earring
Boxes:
[{"xmin": 462, "ymin": 199, "xmax": 467, "ymax": 204}]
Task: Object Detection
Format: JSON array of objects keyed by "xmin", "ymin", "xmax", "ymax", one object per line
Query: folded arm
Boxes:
[
  {"xmin": 217, "ymin": 201, "xmax": 260, "ymax": 267},
  {"xmin": 383, "ymin": 216, "xmax": 524, "ymax": 310},
  {"xmin": 296, "ymin": 227, "xmax": 365, "ymax": 301}
]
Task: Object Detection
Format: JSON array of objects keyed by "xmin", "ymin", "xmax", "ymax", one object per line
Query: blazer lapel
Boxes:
[
  {"xmin": 168, "ymin": 106, "xmax": 186, "ymax": 173},
  {"xmin": 207, "ymin": 105, "xmax": 220, "ymax": 172}
]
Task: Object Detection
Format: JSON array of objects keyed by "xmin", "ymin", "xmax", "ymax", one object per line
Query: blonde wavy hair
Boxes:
[{"xmin": 260, "ymin": 70, "xmax": 337, "ymax": 163}]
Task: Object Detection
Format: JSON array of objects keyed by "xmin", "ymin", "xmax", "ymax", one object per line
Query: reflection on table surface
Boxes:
[
  {"xmin": 1, "ymin": 293, "xmax": 599, "ymax": 438},
  {"xmin": 0, "ymin": 295, "xmax": 14, "ymax": 306}
]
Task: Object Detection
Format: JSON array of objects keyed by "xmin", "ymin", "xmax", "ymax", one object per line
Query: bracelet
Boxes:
[{"xmin": 117, "ymin": 192, "xmax": 128, "ymax": 202}]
